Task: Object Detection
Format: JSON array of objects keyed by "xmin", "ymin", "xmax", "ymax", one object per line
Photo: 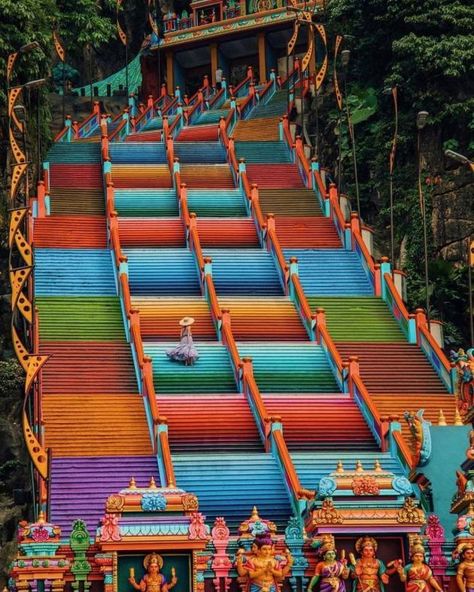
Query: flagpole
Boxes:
[
  {"xmin": 62, "ymin": 59, "xmax": 66, "ymax": 123},
  {"xmin": 125, "ymin": 38, "xmax": 129, "ymax": 95}
]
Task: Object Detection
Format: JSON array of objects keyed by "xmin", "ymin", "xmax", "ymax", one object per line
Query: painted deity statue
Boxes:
[
  {"xmin": 397, "ymin": 540, "xmax": 442, "ymax": 592},
  {"xmin": 456, "ymin": 543, "xmax": 474, "ymax": 592},
  {"xmin": 236, "ymin": 534, "xmax": 294, "ymax": 592},
  {"xmin": 349, "ymin": 537, "xmax": 389, "ymax": 592},
  {"xmin": 128, "ymin": 553, "xmax": 177, "ymax": 592},
  {"xmin": 308, "ymin": 535, "xmax": 349, "ymax": 592}
]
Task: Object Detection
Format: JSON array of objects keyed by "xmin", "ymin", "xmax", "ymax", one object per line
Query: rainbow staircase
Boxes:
[{"xmin": 33, "ymin": 83, "xmax": 458, "ymax": 545}]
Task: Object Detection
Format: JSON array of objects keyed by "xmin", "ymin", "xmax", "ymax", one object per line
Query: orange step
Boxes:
[
  {"xmin": 180, "ymin": 165, "xmax": 235, "ymax": 188},
  {"xmin": 198, "ymin": 219, "xmax": 259, "ymax": 248},
  {"xmin": 219, "ymin": 297, "xmax": 308, "ymax": 340},
  {"xmin": 132, "ymin": 297, "xmax": 217, "ymax": 341},
  {"xmin": 274, "ymin": 217, "xmax": 341, "ymax": 248},
  {"xmin": 233, "ymin": 117, "xmax": 280, "ymax": 141},
  {"xmin": 119, "ymin": 218, "xmax": 185, "ymax": 247},
  {"xmin": 34, "ymin": 216, "xmax": 107, "ymax": 248},
  {"xmin": 112, "ymin": 165, "xmax": 172, "ymax": 188},
  {"xmin": 43, "ymin": 393, "xmax": 152, "ymax": 456},
  {"xmin": 371, "ymin": 394, "xmax": 457, "ymax": 426}
]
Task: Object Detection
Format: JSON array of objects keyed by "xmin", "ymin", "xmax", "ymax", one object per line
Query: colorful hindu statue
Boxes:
[
  {"xmin": 236, "ymin": 534, "xmax": 293, "ymax": 592},
  {"xmin": 456, "ymin": 543, "xmax": 474, "ymax": 592},
  {"xmin": 308, "ymin": 534, "xmax": 349, "ymax": 592},
  {"xmin": 349, "ymin": 536, "xmax": 389, "ymax": 592},
  {"xmin": 397, "ymin": 539, "xmax": 442, "ymax": 592},
  {"xmin": 128, "ymin": 553, "xmax": 177, "ymax": 592}
]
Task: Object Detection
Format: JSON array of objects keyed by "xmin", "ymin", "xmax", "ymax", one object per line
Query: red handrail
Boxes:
[
  {"xmin": 392, "ymin": 430, "xmax": 415, "ymax": 470},
  {"xmin": 384, "ymin": 273, "xmax": 410, "ymax": 322},
  {"xmin": 313, "ymin": 169, "xmax": 328, "ymax": 200},
  {"xmin": 281, "ymin": 115, "xmax": 293, "ymax": 150},
  {"xmin": 272, "ymin": 428, "xmax": 309, "ymax": 500},
  {"xmin": 205, "ymin": 274, "xmax": 222, "ymax": 323},
  {"xmin": 108, "ymin": 118, "xmax": 127, "ymax": 141},
  {"xmin": 232, "ymin": 70, "xmax": 253, "ymax": 96},
  {"xmin": 290, "ymin": 273, "xmax": 314, "ymax": 330},
  {"xmin": 418, "ymin": 322, "xmax": 452, "ymax": 375},
  {"xmin": 317, "ymin": 322, "xmax": 344, "ymax": 372}
]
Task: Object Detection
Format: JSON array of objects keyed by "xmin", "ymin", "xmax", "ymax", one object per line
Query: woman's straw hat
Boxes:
[{"xmin": 179, "ymin": 316, "xmax": 195, "ymax": 327}]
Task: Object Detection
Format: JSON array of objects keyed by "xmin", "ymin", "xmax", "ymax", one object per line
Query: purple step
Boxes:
[{"xmin": 50, "ymin": 455, "xmax": 159, "ymax": 537}]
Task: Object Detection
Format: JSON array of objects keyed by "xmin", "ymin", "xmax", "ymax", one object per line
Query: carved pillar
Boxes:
[
  {"xmin": 211, "ymin": 517, "xmax": 232, "ymax": 592},
  {"xmin": 285, "ymin": 518, "xmax": 308, "ymax": 592},
  {"xmin": 424, "ymin": 515, "xmax": 448, "ymax": 587}
]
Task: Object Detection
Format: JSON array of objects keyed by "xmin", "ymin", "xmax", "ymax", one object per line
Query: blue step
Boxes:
[
  {"xmin": 283, "ymin": 249, "xmax": 374, "ymax": 296},
  {"xmin": 173, "ymin": 452, "xmax": 292, "ymax": 529},
  {"xmin": 187, "ymin": 189, "xmax": 246, "ymax": 217},
  {"xmin": 109, "ymin": 142, "xmax": 167, "ymax": 164},
  {"xmin": 143, "ymin": 117, "xmax": 163, "ymax": 131},
  {"xmin": 291, "ymin": 451, "xmax": 405, "ymax": 491},
  {"xmin": 144, "ymin": 343, "xmax": 237, "ymax": 393},
  {"xmin": 237, "ymin": 343, "xmax": 339, "ymax": 393},
  {"xmin": 124, "ymin": 248, "xmax": 201, "ymax": 295},
  {"xmin": 115, "ymin": 189, "xmax": 178, "ymax": 217},
  {"xmin": 250, "ymin": 90, "xmax": 288, "ymax": 120},
  {"xmin": 235, "ymin": 141, "xmax": 291, "ymax": 163},
  {"xmin": 35, "ymin": 249, "xmax": 116, "ymax": 296},
  {"xmin": 174, "ymin": 142, "xmax": 226, "ymax": 164},
  {"xmin": 204, "ymin": 249, "xmax": 283, "ymax": 295},
  {"xmin": 196, "ymin": 109, "xmax": 228, "ymax": 125},
  {"xmin": 46, "ymin": 143, "xmax": 101, "ymax": 164}
]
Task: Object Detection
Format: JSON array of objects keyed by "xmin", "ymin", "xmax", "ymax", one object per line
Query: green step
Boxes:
[
  {"xmin": 35, "ymin": 296, "xmax": 126, "ymax": 341},
  {"xmin": 307, "ymin": 296, "xmax": 405, "ymax": 342}
]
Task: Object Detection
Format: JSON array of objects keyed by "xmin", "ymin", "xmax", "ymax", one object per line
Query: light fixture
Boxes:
[
  {"xmin": 341, "ymin": 49, "xmax": 351, "ymax": 69},
  {"xmin": 444, "ymin": 149, "xmax": 473, "ymax": 167},
  {"xmin": 23, "ymin": 78, "xmax": 47, "ymax": 90},
  {"xmin": 19, "ymin": 41, "xmax": 41, "ymax": 54},
  {"xmin": 416, "ymin": 110, "xmax": 429, "ymax": 130}
]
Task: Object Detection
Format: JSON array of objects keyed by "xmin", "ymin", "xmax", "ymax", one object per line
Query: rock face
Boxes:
[{"xmin": 432, "ymin": 169, "xmax": 474, "ymax": 263}]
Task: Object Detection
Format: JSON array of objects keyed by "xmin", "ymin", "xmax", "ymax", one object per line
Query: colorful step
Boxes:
[
  {"xmin": 159, "ymin": 394, "xmax": 262, "ymax": 452},
  {"xmin": 39, "ymin": 342, "xmax": 137, "ymax": 393},
  {"xmin": 336, "ymin": 343, "xmax": 449, "ymax": 394},
  {"xmin": 46, "ymin": 143, "xmax": 101, "ymax": 164},
  {"xmin": 125, "ymin": 248, "xmax": 201, "ymax": 295},
  {"xmin": 203, "ymin": 249, "xmax": 283, "ymax": 295},
  {"xmin": 219, "ymin": 297, "xmax": 308, "ymax": 340},
  {"xmin": 262, "ymin": 395, "xmax": 378, "ymax": 450},
  {"xmin": 306, "ymin": 297, "xmax": 405, "ymax": 342},
  {"xmin": 119, "ymin": 218, "xmax": 185, "ymax": 247},
  {"xmin": 112, "ymin": 164, "xmax": 172, "ymax": 188},
  {"xmin": 236, "ymin": 343, "xmax": 339, "ymax": 393},
  {"xmin": 35, "ymin": 296, "xmax": 126, "ymax": 341},
  {"xmin": 34, "ymin": 249, "xmax": 116, "ymax": 295},
  {"xmin": 177, "ymin": 125, "xmax": 219, "ymax": 142},
  {"xmin": 174, "ymin": 142, "xmax": 226, "ymax": 163},
  {"xmin": 246, "ymin": 164, "xmax": 304, "ymax": 189},
  {"xmin": 198, "ymin": 219, "xmax": 260, "ymax": 248},
  {"xmin": 43, "ymin": 393, "xmax": 152, "ymax": 456},
  {"xmin": 258, "ymin": 188, "xmax": 323, "ymax": 217},
  {"xmin": 115, "ymin": 189, "xmax": 178, "ymax": 217},
  {"xmin": 232, "ymin": 117, "xmax": 280, "ymax": 141},
  {"xmin": 33, "ymin": 216, "xmax": 107, "ymax": 248},
  {"xmin": 274, "ymin": 217, "xmax": 341, "ymax": 248},
  {"xmin": 109, "ymin": 142, "xmax": 167, "ymax": 164},
  {"xmin": 49, "ymin": 187, "xmax": 105, "ymax": 216},
  {"xmin": 132, "ymin": 296, "xmax": 217, "ymax": 341},
  {"xmin": 283, "ymin": 249, "xmax": 374, "ymax": 296},
  {"xmin": 145, "ymin": 343, "xmax": 238, "ymax": 393},
  {"xmin": 50, "ymin": 164, "xmax": 102, "ymax": 188},
  {"xmin": 187, "ymin": 189, "xmax": 247, "ymax": 217},
  {"xmin": 179, "ymin": 164, "xmax": 235, "ymax": 189},
  {"xmin": 172, "ymin": 452, "xmax": 291, "ymax": 529},
  {"xmin": 50, "ymin": 455, "xmax": 159, "ymax": 536},
  {"xmin": 235, "ymin": 141, "xmax": 291, "ymax": 164}
]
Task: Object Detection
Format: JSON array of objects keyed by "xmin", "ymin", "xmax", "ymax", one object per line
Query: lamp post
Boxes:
[
  {"xmin": 341, "ymin": 49, "xmax": 360, "ymax": 217},
  {"xmin": 416, "ymin": 110, "xmax": 430, "ymax": 329},
  {"xmin": 384, "ymin": 86, "xmax": 399, "ymax": 275}
]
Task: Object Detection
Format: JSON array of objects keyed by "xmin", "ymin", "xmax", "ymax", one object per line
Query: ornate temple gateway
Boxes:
[{"xmin": 6, "ymin": 2, "xmax": 474, "ymax": 591}]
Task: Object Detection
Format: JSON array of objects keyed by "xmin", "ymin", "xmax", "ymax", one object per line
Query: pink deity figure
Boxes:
[
  {"xmin": 128, "ymin": 553, "xmax": 177, "ymax": 592},
  {"xmin": 397, "ymin": 539, "xmax": 443, "ymax": 592},
  {"xmin": 456, "ymin": 544, "xmax": 474, "ymax": 592},
  {"xmin": 236, "ymin": 534, "xmax": 293, "ymax": 592}
]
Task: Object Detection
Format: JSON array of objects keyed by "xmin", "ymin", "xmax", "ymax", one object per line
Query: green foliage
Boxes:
[
  {"xmin": 319, "ymin": 0, "xmax": 474, "ymax": 345},
  {"xmin": 0, "ymin": 359, "xmax": 23, "ymax": 413}
]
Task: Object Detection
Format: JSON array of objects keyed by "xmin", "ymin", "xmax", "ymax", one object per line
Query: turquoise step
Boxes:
[
  {"xmin": 196, "ymin": 109, "xmax": 228, "ymax": 125},
  {"xmin": 251, "ymin": 90, "xmax": 288, "ymax": 120},
  {"xmin": 237, "ymin": 343, "xmax": 339, "ymax": 393},
  {"xmin": 187, "ymin": 189, "xmax": 247, "ymax": 217},
  {"xmin": 46, "ymin": 143, "xmax": 101, "ymax": 164},
  {"xmin": 283, "ymin": 249, "xmax": 374, "ymax": 296},
  {"xmin": 143, "ymin": 117, "xmax": 163, "ymax": 131},
  {"xmin": 173, "ymin": 452, "xmax": 291, "ymax": 529},
  {"xmin": 235, "ymin": 141, "xmax": 291, "ymax": 163},
  {"xmin": 144, "ymin": 343, "xmax": 237, "ymax": 393},
  {"xmin": 125, "ymin": 248, "xmax": 201, "ymax": 295},
  {"xmin": 115, "ymin": 189, "xmax": 178, "ymax": 217},
  {"xmin": 291, "ymin": 451, "xmax": 405, "ymax": 491},
  {"xmin": 35, "ymin": 249, "xmax": 115, "ymax": 296}
]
